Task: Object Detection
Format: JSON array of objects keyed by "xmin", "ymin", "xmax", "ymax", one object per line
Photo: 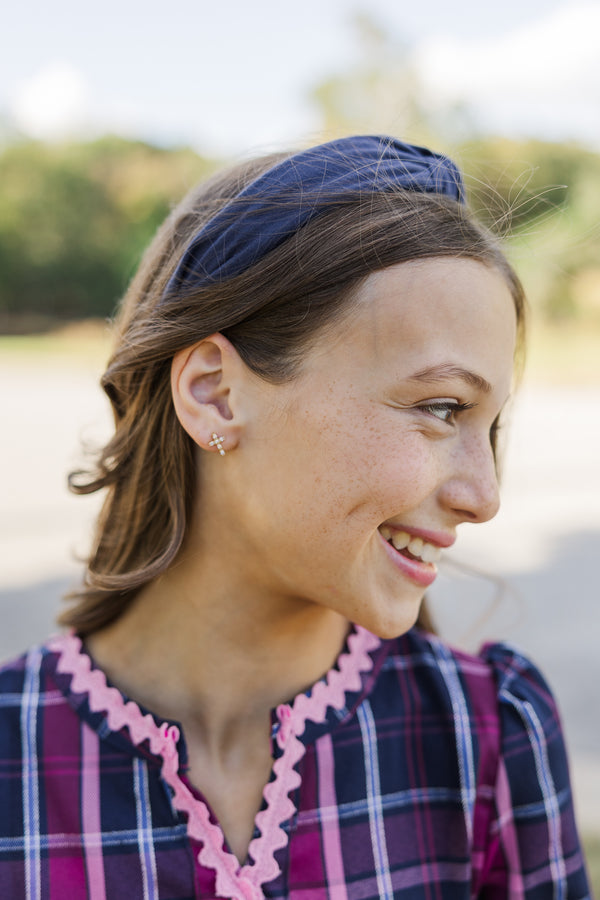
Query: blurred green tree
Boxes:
[
  {"xmin": 308, "ymin": 13, "xmax": 600, "ymax": 326},
  {"xmin": 459, "ymin": 138, "xmax": 600, "ymax": 322},
  {"xmin": 0, "ymin": 137, "xmax": 217, "ymax": 328}
]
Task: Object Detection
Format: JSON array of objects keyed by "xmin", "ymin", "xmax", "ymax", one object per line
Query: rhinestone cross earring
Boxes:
[{"xmin": 208, "ymin": 433, "xmax": 226, "ymax": 456}]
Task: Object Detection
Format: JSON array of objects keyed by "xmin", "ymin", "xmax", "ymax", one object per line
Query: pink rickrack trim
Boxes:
[
  {"xmin": 243, "ymin": 625, "xmax": 381, "ymax": 889},
  {"xmin": 47, "ymin": 626, "xmax": 380, "ymax": 900}
]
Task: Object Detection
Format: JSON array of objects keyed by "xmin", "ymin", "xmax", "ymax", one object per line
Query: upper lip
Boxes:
[{"xmin": 380, "ymin": 523, "xmax": 456, "ymax": 549}]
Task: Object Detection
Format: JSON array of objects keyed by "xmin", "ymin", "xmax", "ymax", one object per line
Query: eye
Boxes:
[{"xmin": 417, "ymin": 400, "xmax": 476, "ymax": 424}]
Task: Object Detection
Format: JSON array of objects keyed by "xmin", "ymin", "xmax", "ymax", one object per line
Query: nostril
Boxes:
[{"xmin": 451, "ymin": 507, "xmax": 479, "ymax": 522}]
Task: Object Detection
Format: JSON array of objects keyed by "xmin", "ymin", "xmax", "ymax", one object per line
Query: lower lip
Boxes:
[{"xmin": 379, "ymin": 533, "xmax": 439, "ymax": 587}]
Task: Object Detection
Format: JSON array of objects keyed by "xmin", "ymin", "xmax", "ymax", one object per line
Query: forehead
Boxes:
[{"xmin": 304, "ymin": 257, "xmax": 517, "ymax": 393}]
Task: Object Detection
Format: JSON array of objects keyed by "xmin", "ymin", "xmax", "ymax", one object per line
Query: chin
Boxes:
[{"xmin": 355, "ymin": 601, "xmax": 422, "ymax": 642}]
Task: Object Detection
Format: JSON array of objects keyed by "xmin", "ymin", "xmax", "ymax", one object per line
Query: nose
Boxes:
[{"xmin": 439, "ymin": 437, "xmax": 501, "ymax": 524}]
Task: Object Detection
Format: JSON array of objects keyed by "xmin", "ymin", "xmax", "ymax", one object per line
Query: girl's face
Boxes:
[{"xmin": 217, "ymin": 257, "xmax": 517, "ymax": 639}]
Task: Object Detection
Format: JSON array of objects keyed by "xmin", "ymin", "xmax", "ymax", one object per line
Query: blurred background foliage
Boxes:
[
  {"xmin": 0, "ymin": 137, "xmax": 216, "ymax": 329},
  {"xmin": 1, "ymin": 13, "xmax": 599, "ymax": 343}
]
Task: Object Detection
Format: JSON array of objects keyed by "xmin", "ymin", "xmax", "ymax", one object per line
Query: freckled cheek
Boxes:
[
  {"xmin": 366, "ymin": 439, "xmax": 442, "ymax": 511},
  {"xmin": 282, "ymin": 409, "xmax": 375, "ymax": 488}
]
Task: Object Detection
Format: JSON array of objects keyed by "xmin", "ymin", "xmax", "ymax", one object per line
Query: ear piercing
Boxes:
[{"xmin": 208, "ymin": 433, "xmax": 226, "ymax": 456}]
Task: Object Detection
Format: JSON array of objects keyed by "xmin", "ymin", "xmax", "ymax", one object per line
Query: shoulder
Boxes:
[
  {"xmin": 373, "ymin": 630, "xmax": 566, "ymax": 780},
  {"xmin": 0, "ymin": 641, "xmax": 65, "ymax": 747},
  {"xmin": 480, "ymin": 640, "xmax": 557, "ymax": 703},
  {"xmin": 376, "ymin": 628, "xmax": 523, "ymax": 720},
  {"xmin": 0, "ymin": 640, "xmax": 59, "ymax": 691},
  {"xmin": 462, "ymin": 642, "xmax": 589, "ymax": 896},
  {"xmin": 381, "ymin": 628, "xmax": 558, "ymax": 715},
  {"xmin": 475, "ymin": 641, "xmax": 572, "ymax": 814},
  {"xmin": 0, "ymin": 644, "xmax": 43, "ymax": 708},
  {"xmin": 478, "ymin": 640, "xmax": 564, "ymax": 755},
  {"xmin": 366, "ymin": 630, "xmax": 508, "ymax": 791},
  {"xmin": 392, "ymin": 634, "xmax": 589, "ymax": 894}
]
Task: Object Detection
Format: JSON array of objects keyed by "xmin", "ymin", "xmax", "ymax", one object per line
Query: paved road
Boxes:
[{"xmin": 1, "ymin": 356, "xmax": 599, "ymax": 831}]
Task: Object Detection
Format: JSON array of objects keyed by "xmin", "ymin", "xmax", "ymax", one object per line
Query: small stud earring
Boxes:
[{"xmin": 208, "ymin": 433, "xmax": 226, "ymax": 456}]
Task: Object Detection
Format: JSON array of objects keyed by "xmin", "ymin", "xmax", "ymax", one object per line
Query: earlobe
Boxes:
[{"xmin": 171, "ymin": 334, "xmax": 242, "ymax": 453}]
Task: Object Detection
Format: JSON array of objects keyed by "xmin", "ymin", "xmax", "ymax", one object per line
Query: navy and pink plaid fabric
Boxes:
[{"xmin": 0, "ymin": 627, "xmax": 591, "ymax": 898}]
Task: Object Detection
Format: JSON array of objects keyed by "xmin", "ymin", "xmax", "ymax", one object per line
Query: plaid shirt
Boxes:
[{"xmin": 0, "ymin": 626, "xmax": 591, "ymax": 899}]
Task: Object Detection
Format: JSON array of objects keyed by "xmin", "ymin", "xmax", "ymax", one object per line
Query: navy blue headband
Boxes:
[{"xmin": 164, "ymin": 135, "xmax": 465, "ymax": 297}]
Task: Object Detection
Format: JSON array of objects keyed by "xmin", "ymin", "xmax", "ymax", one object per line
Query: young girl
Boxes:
[{"xmin": 0, "ymin": 135, "xmax": 591, "ymax": 898}]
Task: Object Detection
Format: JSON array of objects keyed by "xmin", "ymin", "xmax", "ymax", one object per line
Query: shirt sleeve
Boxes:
[{"xmin": 478, "ymin": 642, "xmax": 592, "ymax": 899}]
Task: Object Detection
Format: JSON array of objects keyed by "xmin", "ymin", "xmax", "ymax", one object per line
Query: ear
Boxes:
[{"xmin": 171, "ymin": 334, "xmax": 244, "ymax": 454}]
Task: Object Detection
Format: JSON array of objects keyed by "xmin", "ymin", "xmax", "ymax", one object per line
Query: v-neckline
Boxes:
[{"xmin": 47, "ymin": 627, "xmax": 381, "ymax": 899}]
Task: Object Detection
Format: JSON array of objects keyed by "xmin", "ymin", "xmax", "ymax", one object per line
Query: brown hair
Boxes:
[{"xmin": 61, "ymin": 150, "xmax": 526, "ymax": 635}]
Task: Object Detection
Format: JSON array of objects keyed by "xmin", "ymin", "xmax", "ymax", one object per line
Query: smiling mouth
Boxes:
[{"xmin": 378, "ymin": 526, "xmax": 442, "ymax": 565}]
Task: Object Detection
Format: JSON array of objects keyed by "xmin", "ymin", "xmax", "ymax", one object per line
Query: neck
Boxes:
[{"xmin": 86, "ymin": 548, "xmax": 349, "ymax": 758}]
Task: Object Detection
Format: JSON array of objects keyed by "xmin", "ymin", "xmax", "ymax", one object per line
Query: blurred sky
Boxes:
[{"xmin": 2, "ymin": 0, "xmax": 600, "ymax": 155}]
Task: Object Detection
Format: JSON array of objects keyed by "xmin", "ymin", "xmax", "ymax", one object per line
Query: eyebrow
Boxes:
[{"xmin": 407, "ymin": 364, "xmax": 492, "ymax": 394}]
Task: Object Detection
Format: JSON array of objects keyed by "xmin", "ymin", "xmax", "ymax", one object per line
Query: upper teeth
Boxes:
[{"xmin": 379, "ymin": 526, "xmax": 441, "ymax": 564}]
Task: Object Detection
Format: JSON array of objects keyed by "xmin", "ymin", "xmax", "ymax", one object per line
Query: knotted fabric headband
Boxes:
[{"xmin": 164, "ymin": 134, "xmax": 465, "ymax": 297}]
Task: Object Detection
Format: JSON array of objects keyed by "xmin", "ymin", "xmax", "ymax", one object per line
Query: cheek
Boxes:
[
  {"xmin": 271, "ymin": 395, "xmax": 441, "ymax": 526},
  {"xmin": 318, "ymin": 429, "xmax": 441, "ymax": 526},
  {"xmin": 367, "ymin": 439, "xmax": 440, "ymax": 509}
]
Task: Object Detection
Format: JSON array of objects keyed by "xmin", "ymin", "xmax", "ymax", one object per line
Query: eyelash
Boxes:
[{"xmin": 417, "ymin": 400, "xmax": 476, "ymax": 424}]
